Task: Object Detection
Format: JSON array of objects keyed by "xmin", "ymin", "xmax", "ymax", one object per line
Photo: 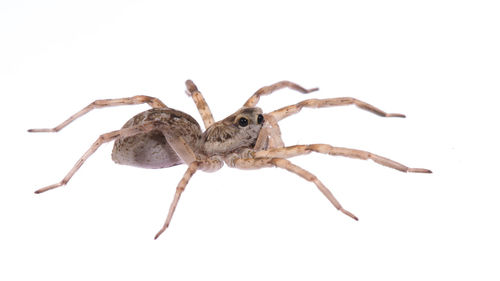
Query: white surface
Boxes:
[{"xmin": 1, "ymin": 1, "xmax": 499, "ymax": 280}]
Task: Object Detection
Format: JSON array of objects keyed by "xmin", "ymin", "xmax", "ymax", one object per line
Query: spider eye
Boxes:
[
  {"xmin": 257, "ymin": 114, "xmax": 264, "ymax": 124},
  {"xmin": 238, "ymin": 117, "xmax": 249, "ymax": 127}
]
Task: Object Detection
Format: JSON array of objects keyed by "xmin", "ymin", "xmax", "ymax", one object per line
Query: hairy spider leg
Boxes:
[
  {"xmin": 243, "ymin": 81, "xmax": 318, "ymax": 108},
  {"xmin": 28, "ymin": 96, "xmax": 166, "ymax": 133},
  {"xmin": 269, "ymin": 97, "xmax": 406, "ymax": 121},
  {"xmin": 255, "ymin": 144, "xmax": 432, "ymax": 173},
  {"xmin": 154, "ymin": 161, "xmax": 199, "ymax": 239},
  {"xmin": 34, "ymin": 121, "xmax": 177, "ymax": 194},
  {"xmin": 228, "ymin": 157, "xmax": 358, "ymax": 221},
  {"xmin": 185, "ymin": 80, "xmax": 216, "ymax": 129}
]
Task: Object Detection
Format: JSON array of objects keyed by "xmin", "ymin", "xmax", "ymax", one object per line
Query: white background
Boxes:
[{"xmin": 1, "ymin": 1, "xmax": 499, "ymax": 280}]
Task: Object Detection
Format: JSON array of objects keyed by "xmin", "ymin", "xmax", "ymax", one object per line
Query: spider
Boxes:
[{"xmin": 29, "ymin": 80, "xmax": 431, "ymax": 239}]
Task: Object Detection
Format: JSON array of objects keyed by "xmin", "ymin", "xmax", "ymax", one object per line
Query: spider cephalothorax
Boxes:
[
  {"xmin": 201, "ymin": 107, "xmax": 264, "ymax": 156},
  {"xmin": 29, "ymin": 80, "xmax": 431, "ymax": 239}
]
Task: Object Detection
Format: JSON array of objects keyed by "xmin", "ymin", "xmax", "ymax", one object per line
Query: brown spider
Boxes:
[{"xmin": 29, "ymin": 80, "xmax": 431, "ymax": 239}]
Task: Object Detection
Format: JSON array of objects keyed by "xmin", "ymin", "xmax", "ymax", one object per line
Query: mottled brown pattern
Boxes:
[
  {"xmin": 201, "ymin": 107, "xmax": 263, "ymax": 156},
  {"xmin": 30, "ymin": 80, "xmax": 431, "ymax": 240},
  {"xmin": 112, "ymin": 108, "xmax": 202, "ymax": 168}
]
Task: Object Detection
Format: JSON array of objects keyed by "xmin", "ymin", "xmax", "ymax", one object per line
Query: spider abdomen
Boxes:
[{"xmin": 112, "ymin": 108, "xmax": 202, "ymax": 169}]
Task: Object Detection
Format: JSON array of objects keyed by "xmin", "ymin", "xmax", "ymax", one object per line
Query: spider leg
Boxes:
[
  {"xmin": 34, "ymin": 121, "xmax": 167, "ymax": 194},
  {"xmin": 28, "ymin": 96, "xmax": 166, "ymax": 133},
  {"xmin": 269, "ymin": 97, "xmax": 406, "ymax": 121},
  {"xmin": 243, "ymin": 81, "xmax": 318, "ymax": 107},
  {"xmin": 229, "ymin": 157, "xmax": 358, "ymax": 221},
  {"xmin": 255, "ymin": 144, "xmax": 432, "ymax": 173},
  {"xmin": 185, "ymin": 80, "xmax": 215, "ymax": 129},
  {"xmin": 154, "ymin": 161, "xmax": 199, "ymax": 239},
  {"xmin": 154, "ymin": 157, "xmax": 223, "ymax": 239}
]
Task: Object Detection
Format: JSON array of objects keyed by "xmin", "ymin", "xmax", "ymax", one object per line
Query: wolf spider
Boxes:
[{"xmin": 29, "ymin": 80, "xmax": 431, "ymax": 239}]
